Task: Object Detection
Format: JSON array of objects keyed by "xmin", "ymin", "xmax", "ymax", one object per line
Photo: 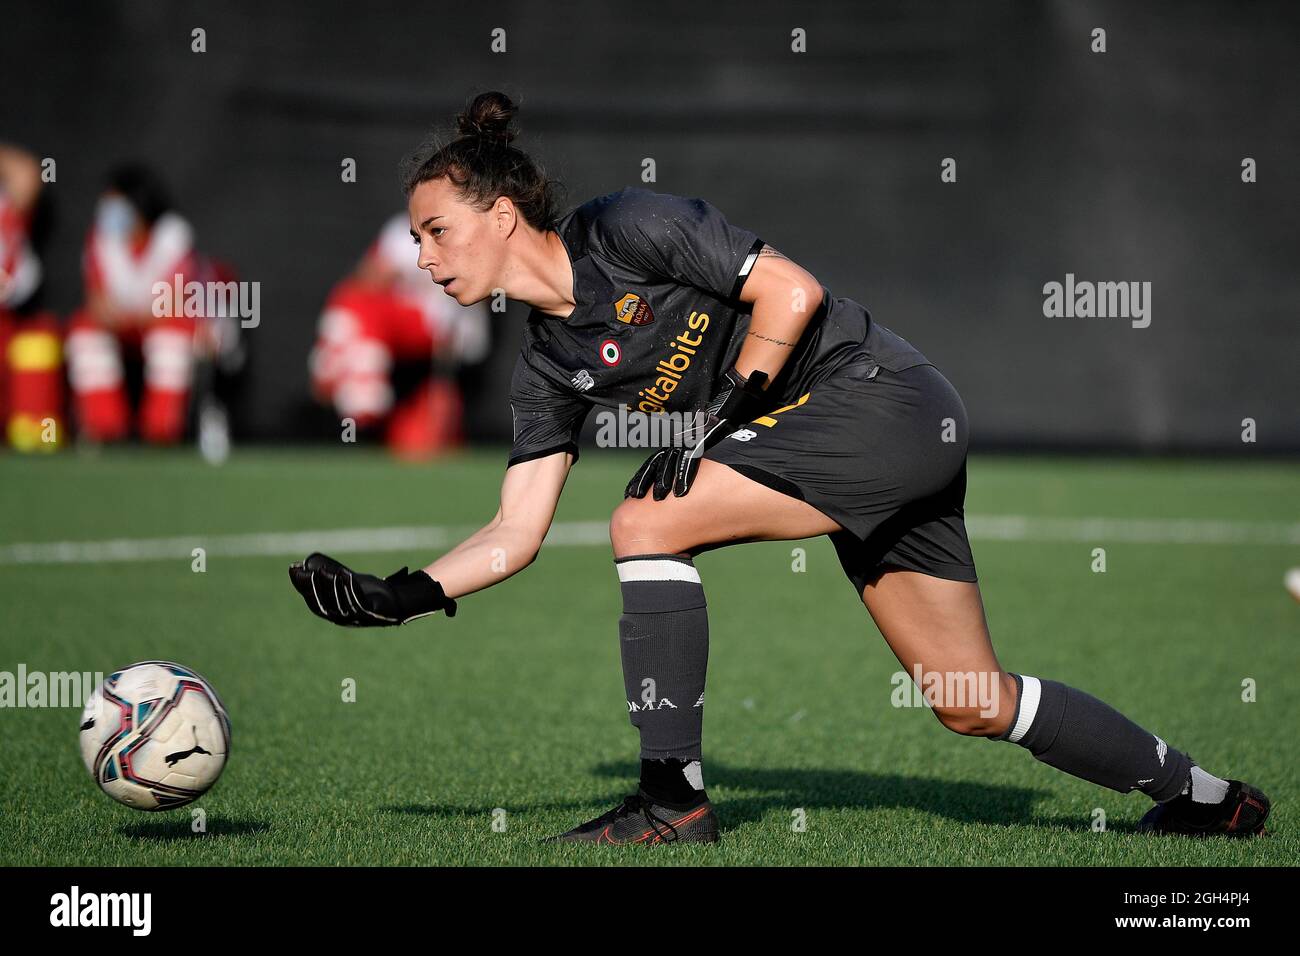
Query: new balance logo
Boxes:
[
  {"xmin": 729, "ymin": 428, "xmax": 757, "ymax": 442},
  {"xmin": 694, "ymin": 693, "xmax": 704, "ymax": 708},
  {"xmin": 1155, "ymin": 736, "xmax": 1168, "ymax": 767},
  {"xmin": 571, "ymin": 369, "xmax": 595, "ymax": 392}
]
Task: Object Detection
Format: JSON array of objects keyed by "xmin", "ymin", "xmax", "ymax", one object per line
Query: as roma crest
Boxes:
[{"xmin": 614, "ymin": 292, "xmax": 655, "ymax": 326}]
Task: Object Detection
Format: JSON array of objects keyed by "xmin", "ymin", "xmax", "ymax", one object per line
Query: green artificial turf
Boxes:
[{"xmin": 0, "ymin": 448, "xmax": 1295, "ymax": 865}]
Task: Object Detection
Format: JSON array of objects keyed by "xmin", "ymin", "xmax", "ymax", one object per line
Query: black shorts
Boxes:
[{"xmin": 705, "ymin": 361, "xmax": 978, "ymax": 594}]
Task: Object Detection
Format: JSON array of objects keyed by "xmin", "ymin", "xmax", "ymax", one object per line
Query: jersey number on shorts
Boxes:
[{"xmin": 753, "ymin": 392, "xmax": 810, "ymax": 427}]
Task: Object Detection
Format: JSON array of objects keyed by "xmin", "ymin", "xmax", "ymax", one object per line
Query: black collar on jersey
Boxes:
[{"xmin": 554, "ymin": 208, "xmax": 614, "ymax": 314}]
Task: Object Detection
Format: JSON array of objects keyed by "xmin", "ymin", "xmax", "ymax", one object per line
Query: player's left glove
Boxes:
[
  {"xmin": 288, "ymin": 552, "xmax": 457, "ymax": 627},
  {"xmin": 625, "ymin": 367, "xmax": 769, "ymax": 500}
]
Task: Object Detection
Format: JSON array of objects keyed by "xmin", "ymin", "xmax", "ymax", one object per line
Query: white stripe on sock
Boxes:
[
  {"xmin": 616, "ymin": 559, "xmax": 701, "ymax": 584},
  {"xmin": 1008, "ymin": 675, "xmax": 1042, "ymax": 743}
]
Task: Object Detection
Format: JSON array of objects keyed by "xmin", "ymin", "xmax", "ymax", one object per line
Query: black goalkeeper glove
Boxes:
[
  {"xmin": 625, "ymin": 367, "xmax": 770, "ymax": 500},
  {"xmin": 288, "ymin": 552, "xmax": 457, "ymax": 627}
]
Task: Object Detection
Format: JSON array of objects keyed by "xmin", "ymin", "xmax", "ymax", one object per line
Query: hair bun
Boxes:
[{"xmin": 456, "ymin": 91, "xmax": 517, "ymax": 145}]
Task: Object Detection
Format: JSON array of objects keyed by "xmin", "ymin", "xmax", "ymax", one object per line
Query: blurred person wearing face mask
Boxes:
[
  {"xmin": 309, "ymin": 213, "xmax": 489, "ymax": 458},
  {"xmin": 64, "ymin": 164, "xmax": 200, "ymax": 445}
]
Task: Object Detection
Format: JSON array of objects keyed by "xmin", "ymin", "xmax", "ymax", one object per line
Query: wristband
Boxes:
[{"xmin": 386, "ymin": 567, "xmax": 458, "ymax": 619}]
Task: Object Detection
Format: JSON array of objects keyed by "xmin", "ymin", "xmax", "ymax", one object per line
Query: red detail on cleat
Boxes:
[{"xmin": 594, "ymin": 804, "xmax": 711, "ymax": 845}]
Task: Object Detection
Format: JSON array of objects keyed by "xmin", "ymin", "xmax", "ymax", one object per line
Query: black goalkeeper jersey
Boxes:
[{"xmin": 507, "ymin": 186, "xmax": 930, "ymax": 466}]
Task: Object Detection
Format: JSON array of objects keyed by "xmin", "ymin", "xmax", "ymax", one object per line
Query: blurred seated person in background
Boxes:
[
  {"xmin": 309, "ymin": 213, "xmax": 489, "ymax": 458},
  {"xmin": 0, "ymin": 142, "xmax": 62, "ymax": 452},
  {"xmin": 65, "ymin": 164, "xmax": 207, "ymax": 445}
]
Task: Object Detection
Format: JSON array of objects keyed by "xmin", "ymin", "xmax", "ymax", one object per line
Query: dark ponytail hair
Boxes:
[
  {"xmin": 400, "ymin": 91, "xmax": 563, "ymax": 232},
  {"xmin": 107, "ymin": 163, "xmax": 174, "ymax": 225}
]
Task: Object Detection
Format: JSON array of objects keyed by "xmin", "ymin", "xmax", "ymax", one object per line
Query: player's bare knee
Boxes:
[
  {"xmin": 931, "ymin": 672, "xmax": 1017, "ymax": 737},
  {"xmin": 933, "ymin": 708, "xmax": 999, "ymax": 737},
  {"xmin": 609, "ymin": 498, "xmax": 685, "ymax": 557},
  {"xmin": 608, "ymin": 499, "xmax": 642, "ymax": 554},
  {"xmin": 932, "ymin": 707, "xmax": 982, "ymax": 736}
]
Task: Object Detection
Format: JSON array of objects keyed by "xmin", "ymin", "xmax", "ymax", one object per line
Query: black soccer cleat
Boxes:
[
  {"xmin": 1136, "ymin": 780, "xmax": 1270, "ymax": 838},
  {"xmin": 545, "ymin": 791, "xmax": 720, "ymax": 845}
]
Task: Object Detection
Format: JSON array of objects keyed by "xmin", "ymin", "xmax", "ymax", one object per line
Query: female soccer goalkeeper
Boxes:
[{"xmin": 290, "ymin": 91, "xmax": 1269, "ymax": 844}]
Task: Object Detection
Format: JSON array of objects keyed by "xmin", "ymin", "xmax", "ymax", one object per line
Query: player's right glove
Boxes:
[
  {"xmin": 288, "ymin": 552, "xmax": 456, "ymax": 627},
  {"xmin": 625, "ymin": 367, "xmax": 769, "ymax": 500}
]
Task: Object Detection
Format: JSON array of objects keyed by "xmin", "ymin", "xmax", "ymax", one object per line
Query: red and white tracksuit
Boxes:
[
  {"xmin": 65, "ymin": 213, "xmax": 199, "ymax": 444},
  {"xmin": 0, "ymin": 189, "xmax": 41, "ymax": 308},
  {"xmin": 0, "ymin": 189, "xmax": 62, "ymax": 451},
  {"xmin": 309, "ymin": 214, "xmax": 489, "ymax": 456}
]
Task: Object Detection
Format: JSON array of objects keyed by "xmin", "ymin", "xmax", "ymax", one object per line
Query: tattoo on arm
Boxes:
[
  {"xmin": 748, "ymin": 246, "xmax": 809, "ymax": 351},
  {"xmin": 747, "ymin": 329, "xmax": 796, "ymax": 348}
]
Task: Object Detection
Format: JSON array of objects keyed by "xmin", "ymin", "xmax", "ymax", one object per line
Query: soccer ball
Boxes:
[{"xmin": 79, "ymin": 661, "xmax": 231, "ymax": 811}]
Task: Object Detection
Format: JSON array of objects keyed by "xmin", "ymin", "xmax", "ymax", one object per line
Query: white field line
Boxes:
[
  {"xmin": 966, "ymin": 515, "xmax": 1300, "ymax": 546},
  {"xmin": 0, "ymin": 516, "xmax": 1297, "ymax": 566}
]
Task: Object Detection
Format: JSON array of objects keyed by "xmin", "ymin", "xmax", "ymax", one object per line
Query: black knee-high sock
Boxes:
[
  {"xmin": 991, "ymin": 673, "xmax": 1193, "ymax": 802},
  {"xmin": 616, "ymin": 554, "xmax": 709, "ymax": 806}
]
